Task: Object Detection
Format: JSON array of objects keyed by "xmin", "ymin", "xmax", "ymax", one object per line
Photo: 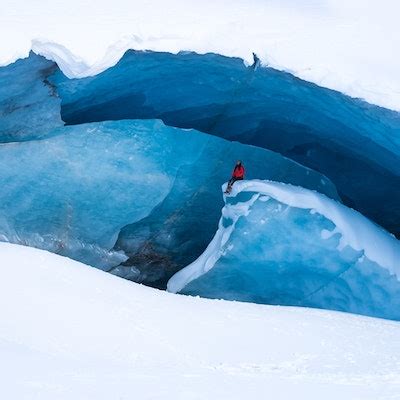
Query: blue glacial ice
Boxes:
[
  {"xmin": 168, "ymin": 180, "xmax": 400, "ymax": 320},
  {"xmin": 0, "ymin": 52, "xmax": 62, "ymax": 142},
  {"xmin": 0, "ymin": 119, "xmax": 336, "ymax": 285},
  {"xmin": 50, "ymin": 50, "xmax": 400, "ymax": 236}
]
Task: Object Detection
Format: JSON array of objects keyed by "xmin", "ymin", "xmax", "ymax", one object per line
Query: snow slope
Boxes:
[
  {"xmin": 0, "ymin": 0, "xmax": 399, "ymax": 110},
  {"xmin": 1, "ymin": 242, "xmax": 400, "ymax": 399}
]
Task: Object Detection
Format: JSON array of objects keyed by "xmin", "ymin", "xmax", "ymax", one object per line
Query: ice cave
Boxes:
[
  {"xmin": 50, "ymin": 50, "xmax": 400, "ymax": 237},
  {"xmin": 1, "ymin": 49, "xmax": 400, "ymax": 320}
]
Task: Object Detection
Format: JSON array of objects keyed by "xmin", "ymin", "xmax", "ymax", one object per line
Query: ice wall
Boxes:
[
  {"xmin": 0, "ymin": 52, "xmax": 63, "ymax": 142},
  {"xmin": 168, "ymin": 180, "xmax": 400, "ymax": 320},
  {"xmin": 50, "ymin": 50, "xmax": 400, "ymax": 237},
  {"xmin": 0, "ymin": 119, "xmax": 335, "ymax": 286}
]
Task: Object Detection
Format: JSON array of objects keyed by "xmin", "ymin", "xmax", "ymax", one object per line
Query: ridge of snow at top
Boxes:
[
  {"xmin": 1, "ymin": 242, "xmax": 400, "ymax": 399},
  {"xmin": 0, "ymin": 0, "xmax": 400, "ymax": 111}
]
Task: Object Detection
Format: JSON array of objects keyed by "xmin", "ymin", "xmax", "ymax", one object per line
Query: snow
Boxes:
[
  {"xmin": 1, "ymin": 242, "xmax": 400, "ymax": 399},
  {"xmin": 0, "ymin": 0, "xmax": 399, "ymax": 111},
  {"xmin": 167, "ymin": 180, "xmax": 400, "ymax": 319}
]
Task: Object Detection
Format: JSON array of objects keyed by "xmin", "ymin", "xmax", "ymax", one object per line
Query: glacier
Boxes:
[
  {"xmin": 0, "ymin": 53, "xmax": 62, "ymax": 142},
  {"xmin": 0, "ymin": 119, "xmax": 335, "ymax": 286},
  {"xmin": 1, "ymin": 2, "xmax": 400, "ymax": 397},
  {"xmin": 50, "ymin": 50, "xmax": 400, "ymax": 237},
  {"xmin": 168, "ymin": 180, "xmax": 400, "ymax": 321}
]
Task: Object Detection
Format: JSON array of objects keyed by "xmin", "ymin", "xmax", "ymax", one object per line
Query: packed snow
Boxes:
[
  {"xmin": 1, "ymin": 242, "xmax": 400, "ymax": 399},
  {"xmin": 0, "ymin": 0, "xmax": 400, "ymax": 110}
]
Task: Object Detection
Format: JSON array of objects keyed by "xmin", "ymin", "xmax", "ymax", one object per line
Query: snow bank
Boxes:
[
  {"xmin": 0, "ymin": 1, "xmax": 399, "ymax": 110},
  {"xmin": 1, "ymin": 242, "xmax": 400, "ymax": 399}
]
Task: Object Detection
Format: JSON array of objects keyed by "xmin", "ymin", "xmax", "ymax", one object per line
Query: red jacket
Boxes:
[{"xmin": 232, "ymin": 164, "xmax": 245, "ymax": 179}]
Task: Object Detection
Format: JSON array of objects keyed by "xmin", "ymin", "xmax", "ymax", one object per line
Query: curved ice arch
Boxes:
[
  {"xmin": 168, "ymin": 180, "xmax": 400, "ymax": 320},
  {"xmin": 2, "ymin": 51, "xmax": 399, "ymax": 235},
  {"xmin": 50, "ymin": 50, "xmax": 400, "ymax": 237}
]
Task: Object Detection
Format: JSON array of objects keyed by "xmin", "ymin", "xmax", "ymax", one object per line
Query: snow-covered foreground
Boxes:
[
  {"xmin": 1, "ymin": 243, "xmax": 400, "ymax": 399},
  {"xmin": 0, "ymin": 0, "xmax": 400, "ymax": 110}
]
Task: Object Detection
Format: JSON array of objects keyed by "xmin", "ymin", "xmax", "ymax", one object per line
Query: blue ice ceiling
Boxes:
[{"xmin": 50, "ymin": 50, "xmax": 400, "ymax": 237}]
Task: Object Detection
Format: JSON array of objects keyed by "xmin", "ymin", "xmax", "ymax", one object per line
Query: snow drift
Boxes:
[
  {"xmin": 168, "ymin": 180, "xmax": 400, "ymax": 320},
  {"xmin": 1, "ymin": 242, "xmax": 400, "ymax": 400}
]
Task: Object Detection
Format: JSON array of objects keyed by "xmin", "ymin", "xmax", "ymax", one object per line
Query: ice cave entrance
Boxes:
[{"xmin": 51, "ymin": 50, "xmax": 400, "ymax": 238}]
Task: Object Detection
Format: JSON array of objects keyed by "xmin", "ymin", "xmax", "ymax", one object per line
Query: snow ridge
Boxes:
[{"xmin": 1, "ymin": 1, "xmax": 400, "ymax": 110}]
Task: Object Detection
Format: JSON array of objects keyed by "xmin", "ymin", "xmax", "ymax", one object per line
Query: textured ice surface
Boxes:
[
  {"xmin": 0, "ymin": 52, "xmax": 62, "ymax": 142},
  {"xmin": 168, "ymin": 180, "xmax": 400, "ymax": 320},
  {"xmin": 0, "ymin": 120, "xmax": 335, "ymax": 285},
  {"xmin": 51, "ymin": 50, "xmax": 400, "ymax": 236}
]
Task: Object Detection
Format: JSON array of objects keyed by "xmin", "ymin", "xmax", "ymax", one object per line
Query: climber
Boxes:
[
  {"xmin": 225, "ymin": 160, "xmax": 245, "ymax": 194},
  {"xmin": 251, "ymin": 52, "xmax": 260, "ymax": 70}
]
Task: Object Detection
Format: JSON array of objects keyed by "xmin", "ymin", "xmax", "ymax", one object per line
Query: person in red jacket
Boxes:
[{"xmin": 225, "ymin": 160, "xmax": 245, "ymax": 194}]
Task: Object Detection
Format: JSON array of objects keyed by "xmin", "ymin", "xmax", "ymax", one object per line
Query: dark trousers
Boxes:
[{"xmin": 228, "ymin": 177, "xmax": 243, "ymax": 187}]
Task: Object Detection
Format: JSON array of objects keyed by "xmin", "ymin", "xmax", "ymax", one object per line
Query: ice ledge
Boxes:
[{"xmin": 168, "ymin": 180, "xmax": 400, "ymax": 293}]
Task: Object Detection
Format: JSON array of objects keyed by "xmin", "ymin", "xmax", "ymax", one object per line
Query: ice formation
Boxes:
[
  {"xmin": 2, "ymin": 51, "xmax": 399, "ymax": 236},
  {"xmin": 0, "ymin": 29, "xmax": 399, "ymax": 319},
  {"xmin": 50, "ymin": 50, "xmax": 400, "ymax": 236},
  {"xmin": 0, "ymin": 119, "xmax": 334, "ymax": 286},
  {"xmin": 168, "ymin": 180, "xmax": 400, "ymax": 320},
  {"xmin": 0, "ymin": 53, "xmax": 62, "ymax": 142}
]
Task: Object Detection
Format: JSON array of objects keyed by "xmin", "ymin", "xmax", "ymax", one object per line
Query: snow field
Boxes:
[{"xmin": 1, "ymin": 242, "xmax": 400, "ymax": 399}]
